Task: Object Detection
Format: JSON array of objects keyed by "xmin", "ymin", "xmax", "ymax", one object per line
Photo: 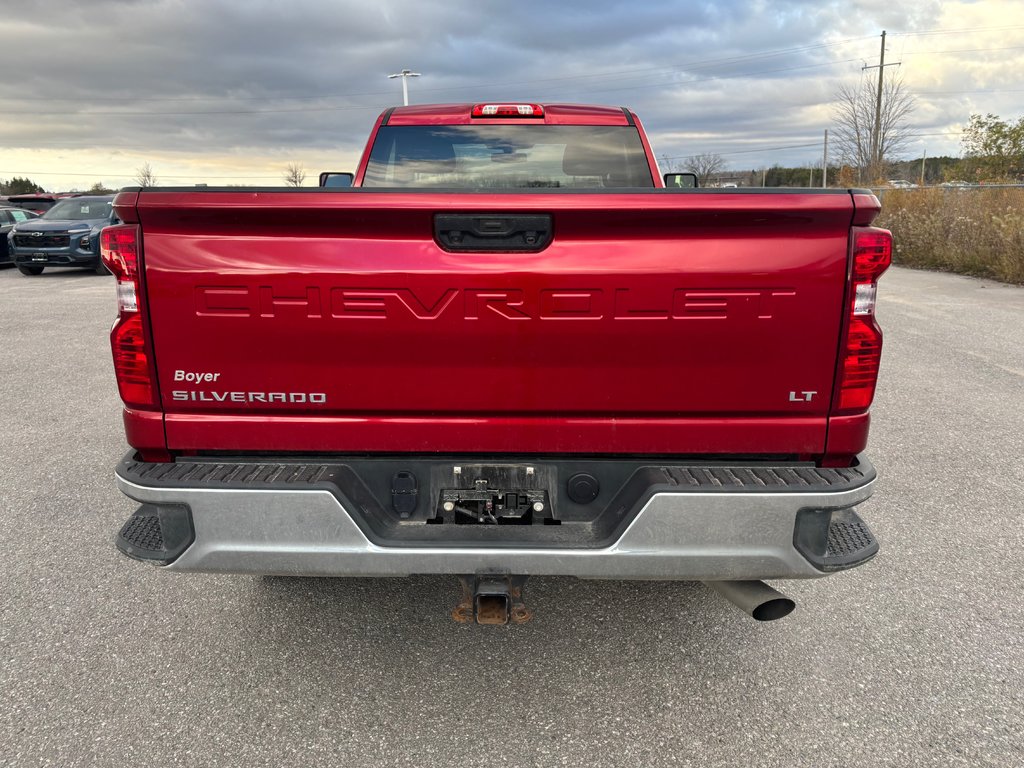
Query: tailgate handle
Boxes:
[{"xmin": 435, "ymin": 214, "xmax": 552, "ymax": 252}]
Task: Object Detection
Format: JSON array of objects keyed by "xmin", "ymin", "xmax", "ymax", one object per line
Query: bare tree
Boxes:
[
  {"xmin": 659, "ymin": 154, "xmax": 681, "ymax": 173},
  {"xmin": 134, "ymin": 163, "xmax": 158, "ymax": 187},
  {"xmin": 283, "ymin": 163, "xmax": 307, "ymax": 187},
  {"xmin": 831, "ymin": 73, "xmax": 914, "ymax": 184},
  {"xmin": 683, "ymin": 153, "xmax": 726, "ymax": 187}
]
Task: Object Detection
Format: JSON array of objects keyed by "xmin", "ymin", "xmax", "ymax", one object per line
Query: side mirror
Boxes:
[
  {"xmin": 664, "ymin": 172, "xmax": 698, "ymax": 189},
  {"xmin": 319, "ymin": 172, "xmax": 354, "ymax": 188}
]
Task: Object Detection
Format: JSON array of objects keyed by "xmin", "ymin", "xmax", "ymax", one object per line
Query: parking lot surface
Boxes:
[{"xmin": 1, "ymin": 264, "xmax": 1021, "ymax": 767}]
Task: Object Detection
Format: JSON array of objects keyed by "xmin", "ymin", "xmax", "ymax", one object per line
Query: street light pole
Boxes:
[{"xmin": 387, "ymin": 69, "xmax": 421, "ymax": 106}]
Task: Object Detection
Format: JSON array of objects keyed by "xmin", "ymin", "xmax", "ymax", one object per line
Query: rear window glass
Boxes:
[
  {"xmin": 43, "ymin": 199, "xmax": 112, "ymax": 220},
  {"xmin": 363, "ymin": 125, "xmax": 654, "ymax": 189}
]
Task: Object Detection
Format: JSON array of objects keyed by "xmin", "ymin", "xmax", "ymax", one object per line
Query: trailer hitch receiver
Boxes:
[{"xmin": 452, "ymin": 574, "xmax": 532, "ymax": 625}]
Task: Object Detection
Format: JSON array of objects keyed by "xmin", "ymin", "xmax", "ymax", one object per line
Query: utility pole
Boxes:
[
  {"xmin": 863, "ymin": 31, "xmax": 900, "ymax": 179},
  {"xmin": 388, "ymin": 69, "xmax": 420, "ymax": 106},
  {"xmin": 920, "ymin": 149, "xmax": 927, "ymax": 186},
  {"xmin": 823, "ymin": 128, "xmax": 829, "ymax": 188},
  {"xmin": 871, "ymin": 31, "xmax": 885, "ymax": 170}
]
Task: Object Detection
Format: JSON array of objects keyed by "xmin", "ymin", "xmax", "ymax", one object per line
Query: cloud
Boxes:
[{"xmin": 0, "ymin": 0, "xmax": 1021, "ymax": 189}]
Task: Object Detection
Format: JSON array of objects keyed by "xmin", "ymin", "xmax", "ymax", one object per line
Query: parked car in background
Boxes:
[
  {"xmin": 1, "ymin": 207, "xmax": 40, "ymax": 265},
  {"xmin": 885, "ymin": 179, "xmax": 917, "ymax": 189},
  {"xmin": 5, "ymin": 194, "xmax": 62, "ymax": 214},
  {"xmin": 9, "ymin": 195, "xmax": 118, "ymax": 275}
]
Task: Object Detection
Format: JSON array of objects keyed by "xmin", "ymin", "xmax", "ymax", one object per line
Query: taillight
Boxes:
[
  {"xmin": 835, "ymin": 227, "xmax": 892, "ymax": 413},
  {"xmin": 101, "ymin": 226, "xmax": 140, "ymax": 313},
  {"xmin": 471, "ymin": 103, "xmax": 544, "ymax": 118},
  {"xmin": 111, "ymin": 314, "xmax": 155, "ymax": 406},
  {"xmin": 101, "ymin": 225, "xmax": 158, "ymax": 408}
]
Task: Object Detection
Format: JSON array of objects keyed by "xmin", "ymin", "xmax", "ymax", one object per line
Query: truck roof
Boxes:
[{"xmin": 385, "ymin": 103, "xmax": 635, "ymax": 126}]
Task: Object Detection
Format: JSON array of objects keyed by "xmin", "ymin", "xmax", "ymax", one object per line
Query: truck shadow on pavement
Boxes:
[
  {"xmin": 237, "ymin": 575, "xmax": 795, "ymax": 710},
  {"xmin": 250, "ymin": 574, "xmax": 777, "ymax": 648}
]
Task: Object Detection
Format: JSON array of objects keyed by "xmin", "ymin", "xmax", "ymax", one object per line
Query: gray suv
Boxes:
[{"xmin": 9, "ymin": 196, "xmax": 119, "ymax": 275}]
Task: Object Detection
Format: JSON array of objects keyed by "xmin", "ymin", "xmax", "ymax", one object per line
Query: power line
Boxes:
[
  {"xmin": 659, "ymin": 142, "xmax": 824, "ymax": 161},
  {"xmin": 0, "ymin": 103, "xmax": 382, "ymax": 117},
  {"xmin": 0, "ymin": 36, "xmax": 879, "ymax": 104},
  {"xmin": 5, "ymin": 128, "xmax": 972, "ymax": 180},
  {"xmin": 902, "ymin": 45, "xmax": 1024, "ymax": 55},
  {"xmin": 890, "ymin": 24, "xmax": 1024, "ymax": 37},
  {"xmin": 911, "ymin": 88, "xmax": 1024, "ymax": 94},
  {"xmin": 564, "ymin": 59, "xmax": 867, "ymax": 97},
  {"xmin": 718, "ymin": 142, "xmax": 825, "ymax": 157},
  {"xmin": 2, "ymin": 39, "xmax": 1011, "ymax": 118},
  {"xmin": 0, "ymin": 58, "xmax": 867, "ymax": 116},
  {"xmin": 1, "ymin": 27, "xmax": 1018, "ymax": 110},
  {"xmin": 0, "ymin": 170, "xmax": 283, "ymax": 179},
  {"xmin": 567, "ymin": 41, "xmax": 1024, "ymax": 96},
  {"xmin": 659, "ymin": 127, "xmax": 967, "ymax": 162}
]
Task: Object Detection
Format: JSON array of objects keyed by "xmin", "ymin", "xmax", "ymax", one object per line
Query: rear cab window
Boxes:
[
  {"xmin": 43, "ymin": 199, "xmax": 113, "ymax": 220},
  {"xmin": 363, "ymin": 125, "xmax": 654, "ymax": 189}
]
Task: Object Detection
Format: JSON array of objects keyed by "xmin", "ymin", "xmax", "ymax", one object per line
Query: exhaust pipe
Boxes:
[{"xmin": 704, "ymin": 580, "xmax": 795, "ymax": 622}]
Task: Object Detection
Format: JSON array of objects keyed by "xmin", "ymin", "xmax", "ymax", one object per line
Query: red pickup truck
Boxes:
[{"xmin": 104, "ymin": 103, "xmax": 890, "ymax": 624}]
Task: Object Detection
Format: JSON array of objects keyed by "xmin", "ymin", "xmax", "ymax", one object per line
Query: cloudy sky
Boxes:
[{"xmin": 1, "ymin": 0, "xmax": 1022, "ymax": 190}]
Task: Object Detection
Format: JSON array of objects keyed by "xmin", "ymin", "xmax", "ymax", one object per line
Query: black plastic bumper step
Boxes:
[
  {"xmin": 794, "ymin": 507, "xmax": 879, "ymax": 572},
  {"xmin": 116, "ymin": 504, "xmax": 194, "ymax": 566}
]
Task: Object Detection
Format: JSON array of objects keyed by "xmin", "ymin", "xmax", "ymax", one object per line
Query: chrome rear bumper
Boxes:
[{"xmin": 115, "ymin": 455, "xmax": 878, "ymax": 580}]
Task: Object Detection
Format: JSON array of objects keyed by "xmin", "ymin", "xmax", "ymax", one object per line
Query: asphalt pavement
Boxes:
[{"xmin": 0, "ymin": 264, "xmax": 1021, "ymax": 767}]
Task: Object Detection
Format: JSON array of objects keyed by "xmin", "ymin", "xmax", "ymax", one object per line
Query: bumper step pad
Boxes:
[
  {"xmin": 794, "ymin": 507, "xmax": 879, "ymax": 572},
  {"xmin": 827, "ymin": 518, "xmax": 877, "ymax": 560},
  {"xmin": 116, "ymin": 503, "xmax": 194, "ymax": 566}
]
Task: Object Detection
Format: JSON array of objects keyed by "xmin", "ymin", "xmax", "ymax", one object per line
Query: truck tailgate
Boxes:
[{"xmin": 132, "ymin": 190, "xmax": 856, "ymax": 454}]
